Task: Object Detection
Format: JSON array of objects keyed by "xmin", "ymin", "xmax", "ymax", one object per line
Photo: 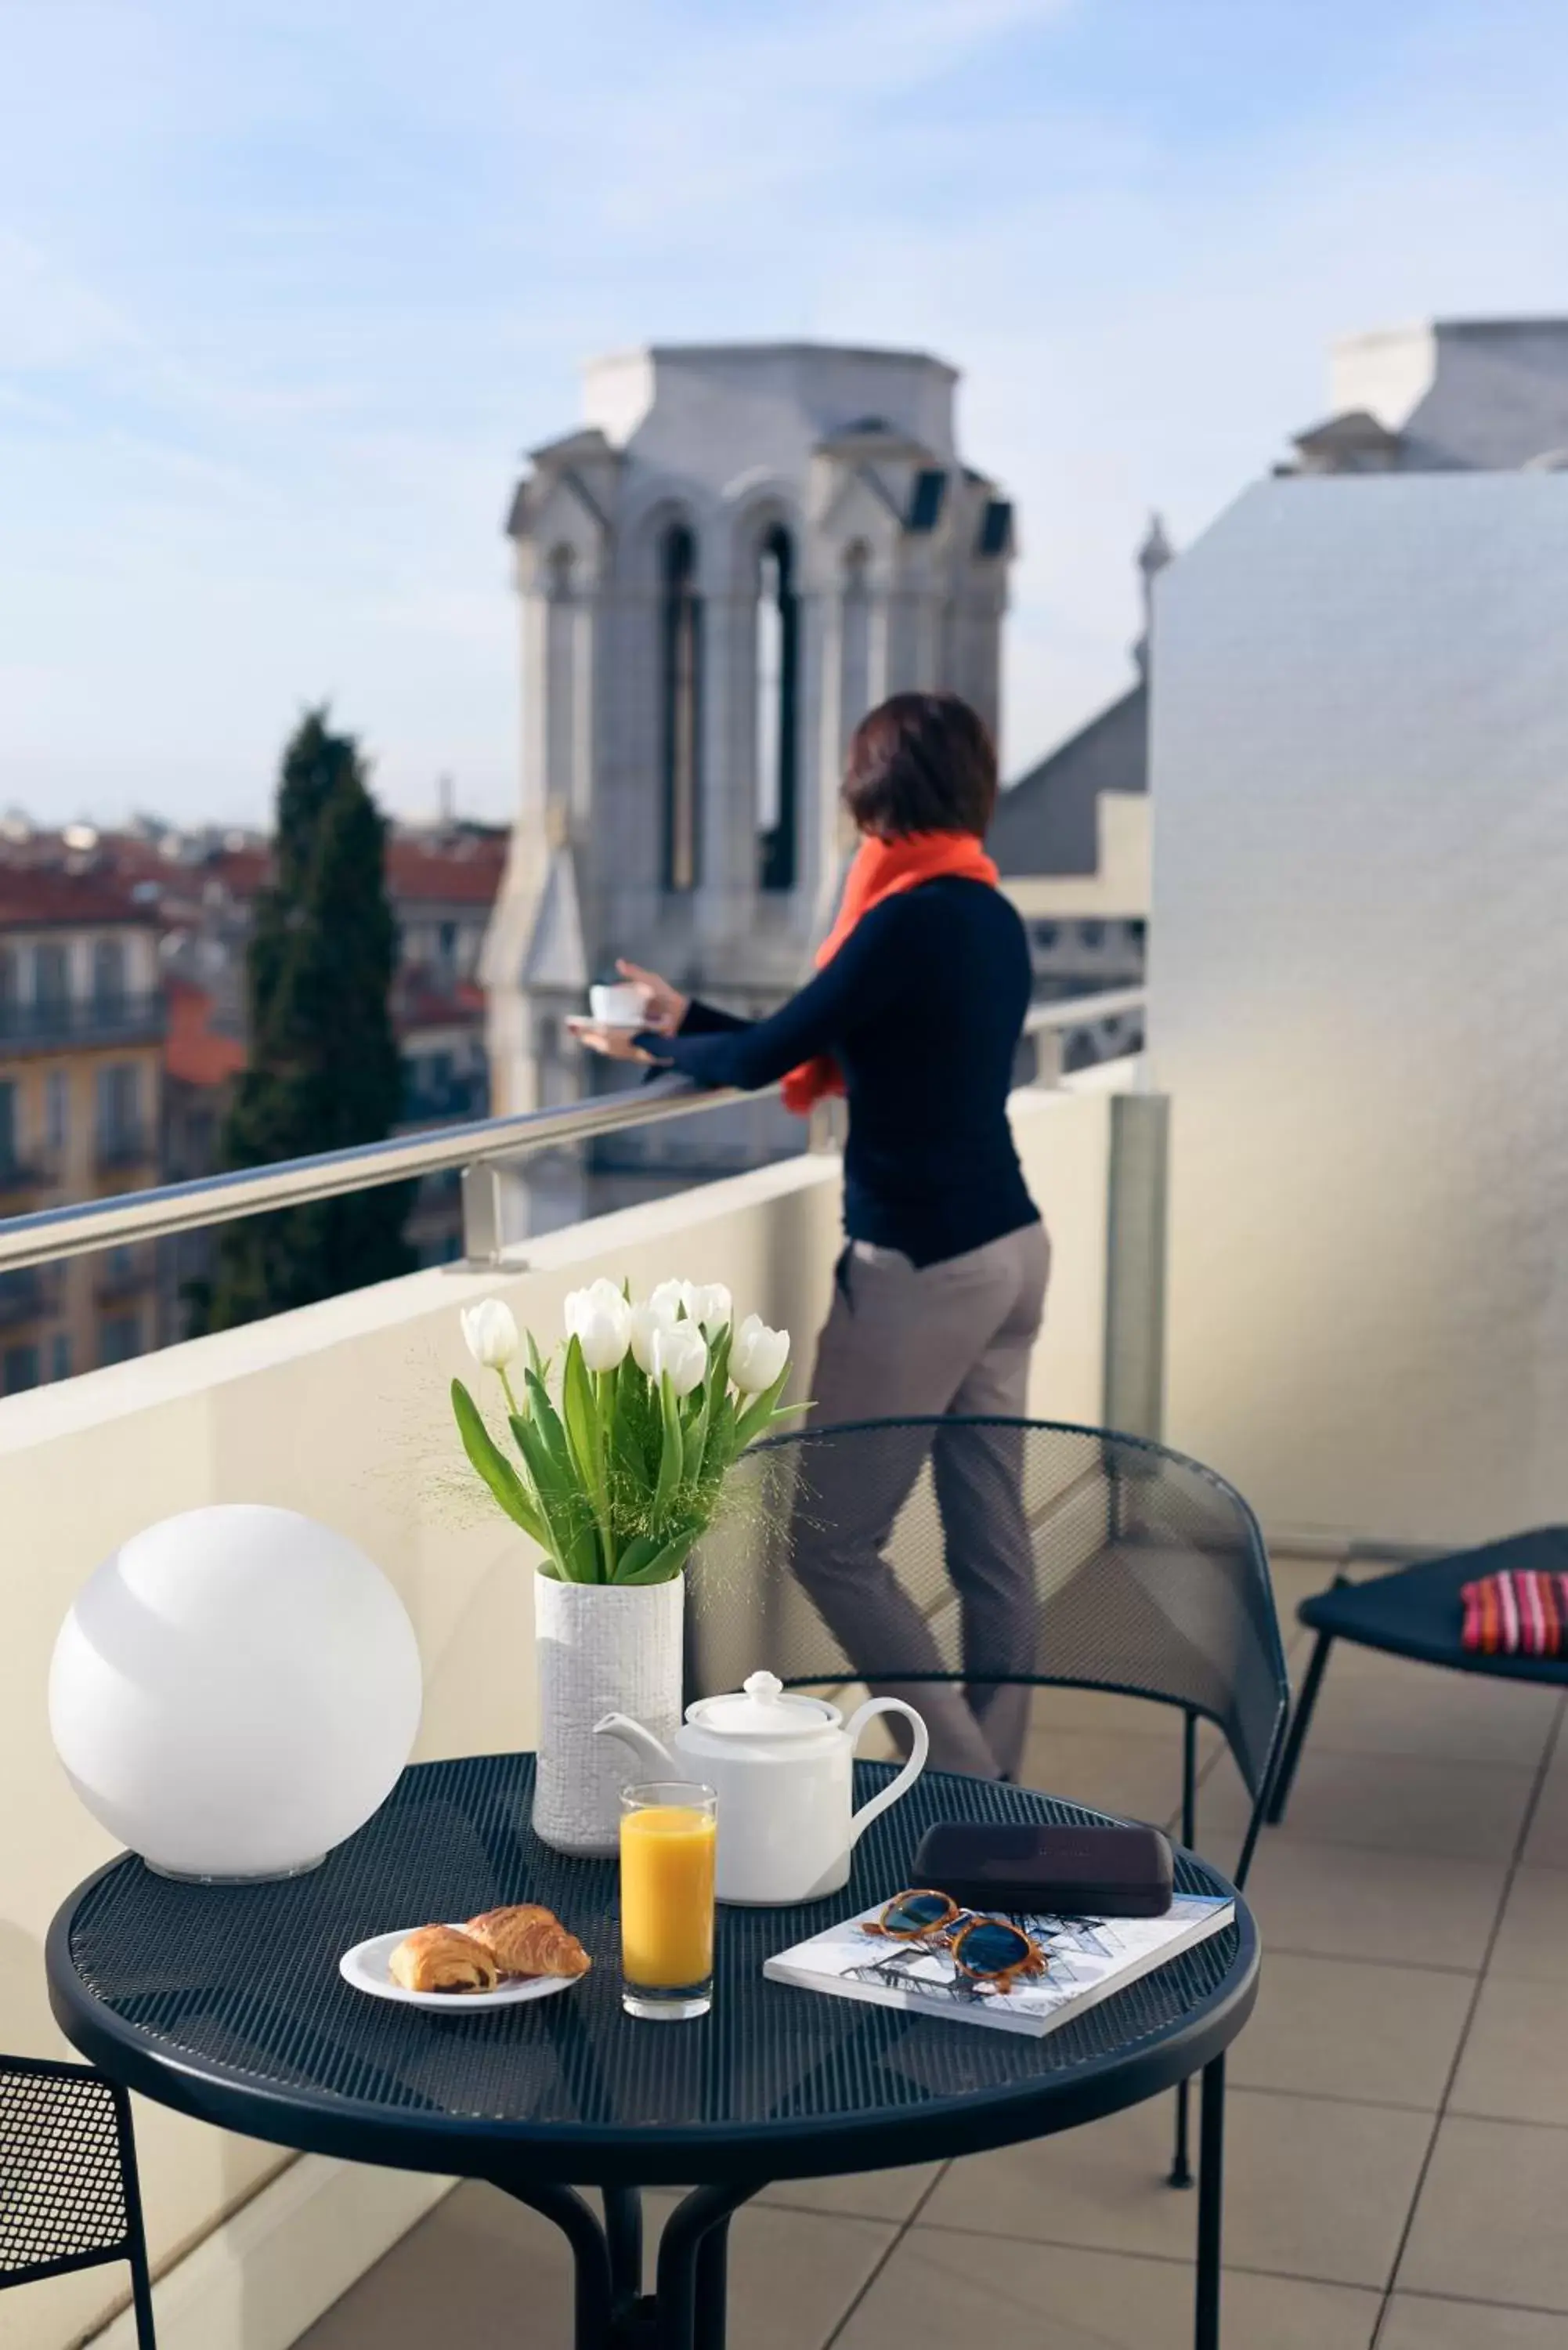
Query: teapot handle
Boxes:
[{"xmin": 844, "ymin": 1699, "xmax": 930, "ymax": 1850}]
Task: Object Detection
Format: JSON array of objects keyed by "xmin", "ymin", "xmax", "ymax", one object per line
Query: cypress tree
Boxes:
[{"xmin": 204, "ymin": 709, "xmax": 413, "ymax": 1329}]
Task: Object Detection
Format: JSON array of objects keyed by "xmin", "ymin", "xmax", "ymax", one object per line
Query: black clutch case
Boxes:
[{"xmin": 910, "ymin": 1820, "xmax": 1175, "ymax": 1918}]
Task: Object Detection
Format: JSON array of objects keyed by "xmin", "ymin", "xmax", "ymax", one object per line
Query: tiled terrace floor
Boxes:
[{"xmin": 301, "ymin": 1558, "xmax": 1568, "ymax": 2348}]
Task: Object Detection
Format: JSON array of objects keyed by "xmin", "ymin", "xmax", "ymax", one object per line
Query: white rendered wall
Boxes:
[
  {"xmin": 1151, "ymin": 472, "xmax": 1568, "ymax": 1547},
  {"xmin": 1005, "ymin": 794, "xmax": 1151, "ymax": 920},
  {"xmin": 1331, "ymin": 320, "xmax": 1568, "ymax": 471}
]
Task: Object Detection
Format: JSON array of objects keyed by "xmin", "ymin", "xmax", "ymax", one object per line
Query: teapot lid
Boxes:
[{"xmin": 685, "ymin": 1670, "xmax": 838, "ymax": 1738}]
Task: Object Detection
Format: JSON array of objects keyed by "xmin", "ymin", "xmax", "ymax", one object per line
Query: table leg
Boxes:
[
  {"xmin": 604, "ymin": 2186, "xmax": 644, "ymax": 2305},
  {"xmin": 492, "ymin": 2176, "xmax": 615, "ymax": 2348},
  {"xmin": 1194, "ymin": 2055, "xmax": 1226, "ymax": 2350},
  {"xmin": 654, "ymin": 2182, "xmax": 757, "ymax": 2350},
  {"xmin": 693, "ymin": 2210, "xmax": 732, "ymax": 2350}
]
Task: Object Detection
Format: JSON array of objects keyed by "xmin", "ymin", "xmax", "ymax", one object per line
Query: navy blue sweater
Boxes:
[{"xmin": 640, "ymin": 877, "xmax": 1039, "ymax": 1267}]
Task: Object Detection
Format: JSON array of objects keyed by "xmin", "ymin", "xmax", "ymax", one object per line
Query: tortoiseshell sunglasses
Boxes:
[{"xmin": 862, "ymin": 1889, "xmax": 1048, "ymax": 1993}]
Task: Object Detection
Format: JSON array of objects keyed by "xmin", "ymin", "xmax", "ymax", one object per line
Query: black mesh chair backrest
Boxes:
[
  {"xmin": 686, "ymin": 1417, "xmax": 1288, "ymax": 1885},
  {"xmin": 0, "ymin": 2054, "xmax": 156, "ymax": 2345}
]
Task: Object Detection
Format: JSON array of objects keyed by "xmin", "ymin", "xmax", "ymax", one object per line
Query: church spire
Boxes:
[{"xmin": 1134, "ymin": 511, "xmax": 1173, "ymax": 675}]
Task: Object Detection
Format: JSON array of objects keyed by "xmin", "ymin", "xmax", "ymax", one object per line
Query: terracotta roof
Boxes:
[
  {"xmin": 385, "ymin": 835, "xmax": 507, "ymax": 906},
  {"xmin": 0, "ymin": 868, "xmax": 158, "ymax": 929},
  {"xmin": 0, "ymin": 827, "xmax": 507, "ymax": 915},
  {"xmin": 396, "ymin": 977, "xmax": 486, "ymax": 1032},
  {"xmin": 190, "ymin": 835, "xmax": 506, "ymax": 909},
  {"xmin": 208, "ymin": 847, "xmax": 271, "ymax": 898},
  {"xmin": 164, "ymin": 977, "xmax": 247, "ymax": 1088}
]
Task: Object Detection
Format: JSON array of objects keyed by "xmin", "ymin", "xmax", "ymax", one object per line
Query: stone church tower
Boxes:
[{"xmin": 482, "ymin": 342, "xmax": 1015, "ymax": 1115}]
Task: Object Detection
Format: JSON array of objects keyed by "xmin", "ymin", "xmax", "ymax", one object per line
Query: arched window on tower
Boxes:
[
  {"xmin": 660, "ymin": 524, "xmax": 702, "ymax": 892},
  {"xmin": 544, "ymin": 546, "xmax": 576, "ymax": 817},
  {"xmin": 756, "ymin": 525, "xmax": 799, "ymax": 893},
  {"xmin": 839, "ymin": 540, "xmax": 872, "ymax": 756}
]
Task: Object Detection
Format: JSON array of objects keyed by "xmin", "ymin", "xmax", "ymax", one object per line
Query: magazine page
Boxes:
[{"xmin": 764, "ymin": 1896, "xmax": 1234, "ymax": 2037}]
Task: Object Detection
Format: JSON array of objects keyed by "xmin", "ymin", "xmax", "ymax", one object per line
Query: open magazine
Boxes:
[{"xmin": 764, "ymin": 1895, "xmax": 1234, "ymax": 2038}]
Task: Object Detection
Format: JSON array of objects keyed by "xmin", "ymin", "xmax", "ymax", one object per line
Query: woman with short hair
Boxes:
[{"xmin": 576, "ymin": 691, "xmax": 1048, "ymax": 1778}]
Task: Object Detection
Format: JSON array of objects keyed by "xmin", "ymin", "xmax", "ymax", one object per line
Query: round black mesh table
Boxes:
[{"xmin": 48, "ymin": 1755, "xmax": 1257, "ymax": 2350}]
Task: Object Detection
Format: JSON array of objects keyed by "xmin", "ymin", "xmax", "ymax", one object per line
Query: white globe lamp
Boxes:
[{"xmin": 49, "ymin": 1504, "xmax": 424, "ymax": 1882}]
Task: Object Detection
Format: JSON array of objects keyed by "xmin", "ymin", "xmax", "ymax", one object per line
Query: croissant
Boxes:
[
  {"xmin": 389, "ymin": 1925, "xmax": 500, "ymax": 1995},
  {"xmin": 465, "ymin": 1904, "xmax": 591, "ymax": 1979}
]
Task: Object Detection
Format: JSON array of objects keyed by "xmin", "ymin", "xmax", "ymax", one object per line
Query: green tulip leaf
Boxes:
[
  {"xmin": 509, "ymin": 1406, "xmax": 590, "ymax": 1579},
  {"xmin": 652, "ymin": 1368, "xmax": 683, "ymax": 1530},
  {"xmin": 612, "ymin": 1530, "xmax": 664, "ymax": 1581},
  {"xmin": 562, "ymin": 1333, "xmax": 615, "ymax": 1574},
  {"xmin": 734, "ymin": 1364, "xmax": 793, "ymax": 1450},
  {"xmin": 450, "ymin": 1379, "xmax": 551, "ymax": 1547},
  {"xmin": 615, "ymin": 1519, "xmax": 701, "ymax": 1584},
  {"xmin": 682, "ymin": 1320, "xmax": 730, "ymax": 1490}
]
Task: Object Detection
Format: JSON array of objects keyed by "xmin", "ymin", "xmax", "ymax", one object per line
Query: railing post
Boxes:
[
  {"xmin": 1102, "ymin": 1090, "xmax": 1169, "ymax": 1442},
  {"xmin": 460, "ymin": 1163, "xmax": 505, "ymax": 1268},
  {"xmin": 1031, "ymin": 1029, "xmax": 1064, "ymax": 1089},
  {"xmin": 807, "ymin": 1099, "xmax": 847, "ymax": 1154}
]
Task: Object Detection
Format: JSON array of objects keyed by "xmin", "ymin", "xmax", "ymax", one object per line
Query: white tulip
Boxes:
[
  {"xmin": 648, "ymin": 1318, "xmax": 708, "ymax": 1399},
  {"xmin": 629, "ymin": 1301, "xmax": 668, "ymax": 1376},
  {"xmin": 564, "ymin": 1278, "xmax": 632, "ymax": 1372},
  {"xmin": 687, "ymin": 1281, "xmax": 733, "ymax": 1335},
  {"xmin": 461, "ymin": 1298, "xmax": 519, "ymax": 1371},
  {"xmin": 731, "ymin": 1314, "xmax": 789, "ymax": 1394},
  {"xmin": 645, "ymin": 1278, "xmax": 692, "ymax": 1326}
]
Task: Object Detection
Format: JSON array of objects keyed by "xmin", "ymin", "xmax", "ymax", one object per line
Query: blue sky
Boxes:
[{"xmin": 3, "ymin": 0, "xmax": 1567, "ymax": 827}]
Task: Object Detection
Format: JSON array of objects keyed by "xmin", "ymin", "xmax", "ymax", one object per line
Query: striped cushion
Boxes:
[{"xmin": 1461, "ymin": 1569, "xmax": 1568, "ymax": 1657}]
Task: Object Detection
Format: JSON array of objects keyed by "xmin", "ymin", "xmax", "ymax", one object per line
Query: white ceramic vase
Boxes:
[{"xmin": 532, "ymin": 1572, "xmax": 685, "ymax": 1855}]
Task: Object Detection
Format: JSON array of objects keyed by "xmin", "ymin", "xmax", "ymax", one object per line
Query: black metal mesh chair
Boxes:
[
  {"xmin": 0, "ymin": 2054, "xmax": 156, "ymax": 2345},
  {"xmin": 1268, "ymin": 1527, "xmax": 1568, "ymax": 1826},
  {"xmin": 686, "ymin": 1417, "xmax": 1288, "ymax": 2186}
]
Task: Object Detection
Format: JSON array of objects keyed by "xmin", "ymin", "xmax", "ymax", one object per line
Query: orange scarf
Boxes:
[{"xmin": 781, "ymin": 830, "xmax": 1000, "ymax": 1116}]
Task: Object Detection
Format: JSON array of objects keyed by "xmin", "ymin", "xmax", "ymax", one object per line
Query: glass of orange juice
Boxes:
[{"xmin": 619, "ymin": 1782, "xmax": 718, "ymax": 2021}]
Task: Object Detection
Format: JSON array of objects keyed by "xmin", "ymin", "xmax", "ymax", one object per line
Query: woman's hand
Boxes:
[
  {"xmin": 567, "ymin": 958, "xmax": 686, "ymax": 1063},
  {"xmin": 615, "ymin": 960, "xmax": 689, "ymax": 1036},
  {"xmin": 569, "ymin": 1021, "xmax": 664, "ymax": 1065}
]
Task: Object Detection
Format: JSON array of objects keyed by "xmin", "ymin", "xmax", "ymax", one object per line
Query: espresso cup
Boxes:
[{"xmin": 589, "ymin": 982, "xmax": 645, "ymax": 1027}]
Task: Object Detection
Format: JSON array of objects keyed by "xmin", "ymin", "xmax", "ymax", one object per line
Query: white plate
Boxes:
[
  {"xmin": 565, "ymin": 1014, "xmax": 645, "ymax": 1036},
  {"xmin": 339, "ymin": 1927, "xmax": 585, "ymax": 2014}
]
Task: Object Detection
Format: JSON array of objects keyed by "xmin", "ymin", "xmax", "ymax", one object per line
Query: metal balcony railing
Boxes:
[
  {"xmin": 0, "ymin": 990, "xmax": 1145, "ymax": 1278},
  {"xmin": 0, "ymin": 993, "xmax": 167, "ymax": 1054}
]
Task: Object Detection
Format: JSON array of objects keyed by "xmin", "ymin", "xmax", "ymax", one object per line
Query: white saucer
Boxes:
[
  {"xmin": 565, "ymin": 1014, "xmax": 645, "ymax": 1035},
  {"xmin": 339, "ymin": 1927, "xmax": 586, "ymax": 2014}
]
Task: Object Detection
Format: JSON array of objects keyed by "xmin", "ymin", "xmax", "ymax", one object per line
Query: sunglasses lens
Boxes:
[
  {"xmin": 883, "ymin": 1893, "xmax": 952, "ymax": 1935},
  {"xmin": 958, "ymin": 1922, "xmax": 1033, "ymax": 1976}
]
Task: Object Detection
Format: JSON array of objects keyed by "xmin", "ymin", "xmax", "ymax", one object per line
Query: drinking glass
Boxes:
[{"xmin": 618, "ymin": 1781, "xmax": 717, "ymax": 2021}]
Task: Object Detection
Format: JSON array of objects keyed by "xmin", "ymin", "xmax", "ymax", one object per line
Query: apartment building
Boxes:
[
  {"xmin": 0, "ymin": 812, "xmax": 507, "ymax": 1357},
  {"xmin": 389, "ymin": 826, "xmax": 505, "ymax": 1265},
  {"xmin": 0, "ymin": 873, "xmax": 164, "ymax": 1392}
]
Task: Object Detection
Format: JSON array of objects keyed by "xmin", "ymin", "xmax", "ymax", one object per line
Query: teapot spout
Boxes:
[{"xmin": 593, "ymin": 1712, "xmax": 677, "ymax": 1776}]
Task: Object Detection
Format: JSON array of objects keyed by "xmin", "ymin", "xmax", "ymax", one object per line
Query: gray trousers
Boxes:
[{"xmin": 792, "ymin": 1220, "xmax": 1050, "ymax": 1779}]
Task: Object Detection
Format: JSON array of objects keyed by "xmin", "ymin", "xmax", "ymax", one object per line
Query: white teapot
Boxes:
[{"xmin": 594, "ymin": 1672, "xmax": 929, "ymax": 1907}]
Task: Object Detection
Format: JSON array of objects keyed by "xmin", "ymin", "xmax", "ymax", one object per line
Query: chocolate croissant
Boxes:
[
  {"xmin": 465, "ymin": 1904, "xmax": 591, "ymax": 1979},
  {"xmin": 389, "ymin": 1925, "xmax": 500, "ymax": 1995}
]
